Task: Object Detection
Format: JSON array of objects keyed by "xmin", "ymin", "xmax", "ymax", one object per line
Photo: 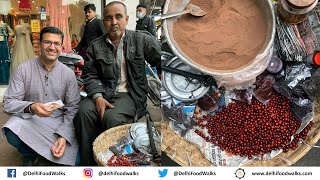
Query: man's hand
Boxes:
[
  {"xmin": 51, "ymin": 137, "xmax": 66, "ymax": 158},
  {"xmin": 30, "ymin": 103, "xmax": 54, "ymax": 117},
  {"xmin": 94, "ymin": 97, "xmax": 114, "ymax": 121}
]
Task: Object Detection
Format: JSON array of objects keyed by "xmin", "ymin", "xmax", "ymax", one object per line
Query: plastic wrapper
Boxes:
[
  {"xmin": 196, "ymin": 88, "xmax": 221, "ymax": 111},
  {"xmin": 162, "ymin": 103, "xmax": 184, "ymax": 122},
  {"xmin": 184, "ymin": 129, "xmax": 282, "ymax": 167},
  {"xmin": 224, "ymin": 88, "xmax": 254, "ymax": 105},
  {"xmin": 254, "ymin": 75, "xmax": 275, "ymax": 104},
  {"xmin": 287, "ymin": 98, "xmax": 315, "ymax": 144},
  {"xmin": 163, "ymin": 103, "xmax": 197, "ymax": 137},
  {"xmin": 302, "ymin": 79, "xmax": 318, "ymax": 101},
  {"xmin": 291, "ymin": 98, "xmax": 315, "ymax": 123},
  {"xmin": 100, "ymin": 149, "xmax": 153, "ymax": 166},
  {"xmin": 285, "ymin": 63, "xmax": 312, "ymax": 89},
  {"xmin": 301, "ymin": 69, "xmax": 320, "ymax": 100},
  {"xmin": 297, "ymin": 14, "xmax": 318, "ymax": 55},
  {"xmin": 214, "ymin": 48, "xmax": 273, "ymax": 90},
  {"xmin": 274, "ymin": 15, "xmax": 306, "ymax": 62},
  {"xmin": 273, "ymin": 79, "xmax": 293, "ymax": 98},
  {"xmin": 109, "ymin": 136, "xmax": 134, "ymax": 156},
  {"xmin": 292, "ymin": 84, "xmax": 308, "ymax": 98}
]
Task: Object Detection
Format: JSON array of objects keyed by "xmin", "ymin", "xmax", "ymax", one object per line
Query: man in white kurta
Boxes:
[{"xmin": 2, "ymin": 26, "xmax": 80, "ymax": 166}]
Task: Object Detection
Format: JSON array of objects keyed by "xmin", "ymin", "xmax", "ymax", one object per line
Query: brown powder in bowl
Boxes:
[{"xmin": 172, "ymin": 0, "xmax": 268, "ymax": 71}]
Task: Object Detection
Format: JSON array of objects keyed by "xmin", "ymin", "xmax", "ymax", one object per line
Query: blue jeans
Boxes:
[{"xmin": 4, "ymin": 127, "xmax": 80, "ymax": 166}]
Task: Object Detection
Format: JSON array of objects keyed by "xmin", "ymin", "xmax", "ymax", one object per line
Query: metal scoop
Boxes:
[{"xmin": 161, "ymin": 3, "xmax": 207, "ymax": 20}]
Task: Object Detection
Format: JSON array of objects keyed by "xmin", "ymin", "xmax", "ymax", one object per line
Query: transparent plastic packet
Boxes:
[
  {"xmin": 302, "ymin": 79, "xmax": 318, "ymax": 101},
  {"xmin": 253, "ymin": 75, "xmax": 275, "ymax": 104},
  {"xmin": 109, "ymin": 135, "xmax": 134, "ymax": 156},
  {"xmin": 273, "ymin": 79, "xmax": 293, "ymax": 98},
  {"xmin": 196, "ymin": 87, "xmax": 222, "ymax": 111},
  {"xmin": 225, "ymin": 88, "xmax": 254, "ymax": 105},
  {"xmin": 301, "ymin": 69, "xmax": 320, "ymax": 100},
  {"xmin": 162, "ymin": 103, "xmax": 184, "ymax": 123},
  {"xmin": 285, "ymin": 63, "xmax": 312, "ymax": 89},
  {"xmin": 290, "ymin": 98, "xmax": 315, "ymax": 122},
  {"xmin": 163, "ymin": 101, "xmax": 197, "ymax": 137},
  {"xmin": 292, "ymin": 84, "xmax": 308, "ymax": 98},
  {"xmin": 127, "ymin": 152, "xmax": 152, "ymax": 165}
]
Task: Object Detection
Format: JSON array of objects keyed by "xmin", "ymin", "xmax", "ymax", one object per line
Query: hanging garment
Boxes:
[
  {"xmin": 10, "ymin": 23, "xmax": 35, "ymax": 76},
  {"xmin": 47, "ymin": 0, "xmax": 72, "ymax": 52},
  {"xmin": 0, "ymin": 24, "xmax": 11, "ymax": 85}
]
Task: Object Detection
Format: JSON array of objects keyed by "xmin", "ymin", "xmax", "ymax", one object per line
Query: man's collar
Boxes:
[
  {"xmin": 88, "ymin": 16, "xmax": 96, "ymax": 23},
  {"xmin": 106, "ymin": 30, "xmax": 126, "ymax": 45}
]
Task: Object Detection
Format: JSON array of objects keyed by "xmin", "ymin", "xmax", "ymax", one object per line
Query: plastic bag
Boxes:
[
  {"xmin": 162, "ymin": 102, "xmax": 197, "ymax": 137},
  {"xmin": 290, "ymin": 98, "xmax": 315, "ymax": 122},
  {"xmin": 301, "ymin": 69, "xmax": 320, "ymax": 100},
  {"xmin": 273, "ymin": 79, "xmax": 293, "ymax": 98},
  {"xmin": 225, "ymin": 88, "xmax": 254, "ymax": 104},
  {"xmin": 214, "ymin": 48, "xmax": 272, "ymax": 90},
  {"xmin": 197, "ymin": 88, "xmax": 222, "ymax": 111},
  {"xmin": 109, "ymin": 136, "xmax": 134, "ymax": 156},
  {"xmin": 285, "ymin": 63, "xmax": 312, "ymax": 89},
  {"xmin": 254, "ymin": 75, "xmax": 275, "ymax": 104}
]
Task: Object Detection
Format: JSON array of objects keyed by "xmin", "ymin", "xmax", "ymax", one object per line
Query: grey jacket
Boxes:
[{"xmin": 83, "ymin": 30, "xmax": 161, "ymax": 118}]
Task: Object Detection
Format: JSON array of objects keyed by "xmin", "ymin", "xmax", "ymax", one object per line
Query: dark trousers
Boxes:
[
  {"xmin": 4, "ymin": 127, "xmax": 38, "ymax": 162},
  {"xmin": 73, "ymin": 93, "xmax": 136, "ymax": 166},
  {"xmin": 4, "ymin": 128, "xmax": 80, "ymax": 166}
]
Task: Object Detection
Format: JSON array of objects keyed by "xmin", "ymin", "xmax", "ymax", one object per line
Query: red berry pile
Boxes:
[
  {"xmin": 107, "ymin": 155, "xmax": 138, "ymax": 166},
  {"xmin": 194, "ymin": 93, "xmax": 312, "ymax": 159}
]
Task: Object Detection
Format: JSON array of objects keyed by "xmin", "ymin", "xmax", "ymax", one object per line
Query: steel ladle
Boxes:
[{"xmin": 161, "ymin": 3, "xmax": 207, "ymax": 20}]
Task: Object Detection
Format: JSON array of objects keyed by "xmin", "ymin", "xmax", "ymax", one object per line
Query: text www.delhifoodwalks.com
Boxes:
[{"xmin": 252, "ymin": 171, "xmax": 312, "ymax": 176}]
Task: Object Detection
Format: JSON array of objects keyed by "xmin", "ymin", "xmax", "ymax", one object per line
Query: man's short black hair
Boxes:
[
  {"xmin": 84, "ymin": 3, "xmax": 96, "ymax": 12},
  {"xmin": 137, "ymin": 4, "xmax": 147, "ymax": 9},
  {"xmin": 40, "ymin": 26, "xmax": 64, "ymax": 43}
]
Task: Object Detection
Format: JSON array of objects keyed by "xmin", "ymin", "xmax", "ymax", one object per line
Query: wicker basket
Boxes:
[
  {"xmin": 93, "ymin": 122, "xmax": 162, "ymax": 166},
  {"xmin": 161, "ymin": 115, "xmax": 320, "ymax": 166},
  {"xmin": 161, "ymin": 122, "xmax": 212, "ymax": 166},
  {"xmin": 93, "ymin": 116, "xmax": 320, "ymax": 166}
]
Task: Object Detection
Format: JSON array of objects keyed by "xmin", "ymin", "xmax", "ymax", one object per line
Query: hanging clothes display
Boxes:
[
  {"xmin": 46, "ymin": 0, "xmax": 72, "ymax": 52},
  {"xmin": 10, "ymin": 20, "xmax": 35, "ymax": 76},
  {"xmin": 19, "ymin": 0, "xmax": 31, "ymax": 13},
  {"xmin": 0, "ymin": 21, "xmax": 13, "ymax": 85}
]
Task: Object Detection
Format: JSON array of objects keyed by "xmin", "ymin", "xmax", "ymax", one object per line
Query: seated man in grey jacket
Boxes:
[
  {"xmin": 73, "ymin": 1, "xmax": 161, "ymax": 166},
  {"xmin": 2, "ymin": 26, "xmax": 80, "ymax": 166}
]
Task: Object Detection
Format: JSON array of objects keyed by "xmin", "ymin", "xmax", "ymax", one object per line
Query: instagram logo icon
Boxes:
[{"xmin": 83, "ymin": 168, "xmax": 93, "ymax": 178}]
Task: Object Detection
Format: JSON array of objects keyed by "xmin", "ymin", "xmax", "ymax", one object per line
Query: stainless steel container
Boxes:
[{"xmin": 162, "ymin": 0, "xmax": 276, "ymax": 89}]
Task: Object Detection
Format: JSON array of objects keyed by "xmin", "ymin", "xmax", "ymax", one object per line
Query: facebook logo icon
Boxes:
[{"xmin": 7, "ymin": 169, "xmax": 16, "ymax": 178}]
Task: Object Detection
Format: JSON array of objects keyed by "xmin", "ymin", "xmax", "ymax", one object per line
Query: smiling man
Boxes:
[
  {"xmin": 73, "ymin": 1, "xmax": 161, "ymax": 165},
  {"xmin": 2, "ymin": 26, "xmax": 80, "ymax": 166}
]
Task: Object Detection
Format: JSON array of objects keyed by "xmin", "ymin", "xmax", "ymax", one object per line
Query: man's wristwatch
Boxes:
[{"xmin": 28, "ymin": 104, "xmax": 35, "ymax": 115}]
